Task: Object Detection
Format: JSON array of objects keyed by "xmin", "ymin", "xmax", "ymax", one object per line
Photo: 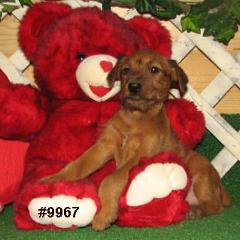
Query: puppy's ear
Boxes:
[
  {"xmin": 168, "ymin": 60, "xmax": 188, "ymax": 97},
  {"xmin": 107, "ymin": 57, "xmax": 125, "ymax": 87}
]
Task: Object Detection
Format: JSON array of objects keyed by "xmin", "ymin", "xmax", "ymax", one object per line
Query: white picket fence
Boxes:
[{"xmin": 0, "ymin": 0, "xmax": 239, "ymax": 177}]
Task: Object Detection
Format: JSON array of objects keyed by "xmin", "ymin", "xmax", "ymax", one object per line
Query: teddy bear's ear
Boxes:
[
  {"xmin": 127, "ymin": 16, "xmax": 172, "ymax": 58},
  {"xmin": 19, "ymin": 2, "xmax": 71, "ymax": 61}
]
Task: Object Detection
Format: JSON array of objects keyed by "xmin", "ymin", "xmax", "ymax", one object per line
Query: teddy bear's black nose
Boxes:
[{"xmin": 128, "ymin": 82, "xmax": 142, "ymax": 94}]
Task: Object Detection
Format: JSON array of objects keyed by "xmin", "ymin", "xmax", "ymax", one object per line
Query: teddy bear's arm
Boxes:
[{"xmin": 0, "ymin": 70, "xmax": 48, "ymax": 141}]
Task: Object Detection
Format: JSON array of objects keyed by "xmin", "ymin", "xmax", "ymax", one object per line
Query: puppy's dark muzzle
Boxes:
[{"xmin": 128, "ymin": 82, "xmax": 142, "ymax": 94}]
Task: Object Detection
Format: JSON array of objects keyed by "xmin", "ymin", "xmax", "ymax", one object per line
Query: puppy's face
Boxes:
[{"xmin": 108, "ymin": 49, "xmax": 188, "ymax": 111}]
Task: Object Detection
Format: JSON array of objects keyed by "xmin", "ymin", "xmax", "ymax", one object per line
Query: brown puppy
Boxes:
[{"xmin": 42, "ymin": 49, "xmax": 231, "ymax": 231}]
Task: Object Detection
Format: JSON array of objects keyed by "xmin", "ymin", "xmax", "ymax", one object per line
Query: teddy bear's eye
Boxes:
[{"xmin": 76, "ymin": 52, "xmax": 86, "ymax": 61}]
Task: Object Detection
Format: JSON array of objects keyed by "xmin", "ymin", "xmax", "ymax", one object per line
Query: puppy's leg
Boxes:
[
  {"xmin": 92, "ymin": 158, "xmax": 139, "ymax": 231},
  {"xmin": 92, "ymin": 136, "xmax": 141, "ymax": 231},
  {"xmin": 185, "ymin": 151, "xmax": 231, "ymax": 219},
  {"xmin": 41, "ymin": 127, "xmax": 121, "ymax": 183}
]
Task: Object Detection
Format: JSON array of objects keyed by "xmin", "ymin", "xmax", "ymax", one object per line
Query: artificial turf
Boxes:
[{"xmin": 0, "ymin": 114, "xmax": 239, "ymax": 240}]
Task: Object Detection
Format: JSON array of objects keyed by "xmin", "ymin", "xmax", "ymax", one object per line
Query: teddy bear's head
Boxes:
[{"xmin": 19, "ymin": 2, "xmax": 171, "ymax": 101}]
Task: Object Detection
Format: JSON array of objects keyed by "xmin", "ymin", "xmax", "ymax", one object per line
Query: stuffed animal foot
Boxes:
[
  {"xmin": 29, "ymin": 195, "xmax": 97, "ymax": 228},
  {"xmin": 92, "ymin": 208, "xmax": 117, "ymax": 231},
  {"xmin": 14, "ymin": 181, "xmax": 99, "ymax": 230}
]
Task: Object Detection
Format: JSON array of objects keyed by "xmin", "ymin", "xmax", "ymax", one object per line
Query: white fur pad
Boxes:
[
  {"xmin": 28, "ymin": 195, "xmax": 97, "ymax": 228},
  {"xmin": 126, "ymin": 163, "xmax": 188, "ymax": 206}
]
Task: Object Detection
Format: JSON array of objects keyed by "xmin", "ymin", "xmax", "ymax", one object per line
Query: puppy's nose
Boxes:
[{"xmin": 128, "ymin": 82, "xmax": 142, "ymax": 94}]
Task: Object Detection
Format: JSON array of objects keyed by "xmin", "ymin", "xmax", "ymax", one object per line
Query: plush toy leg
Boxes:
[
  {"xmin": 118, "ymin": 152, "xmax": 190, "ymax": 227},
  {"xmin": 14, "ymin": 180, "xmax": 100, "ymax": 230}
]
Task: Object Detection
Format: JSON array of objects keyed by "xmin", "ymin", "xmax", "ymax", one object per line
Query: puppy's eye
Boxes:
[
  {"xmin": 121, "ymin": 67, "xmax": 130, "ymax": 76},
  {"xmin": 150, "ymin": 66, "xmax": 160, "ymax": 74},
  {"xmin": 76, "ymin": 52, "xmax": 86, "ymax": 61}
]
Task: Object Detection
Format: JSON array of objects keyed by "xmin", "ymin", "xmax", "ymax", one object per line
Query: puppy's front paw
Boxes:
[{"xmin": 92, "ymin": 209, "xmax": 117, "ymax": 231}]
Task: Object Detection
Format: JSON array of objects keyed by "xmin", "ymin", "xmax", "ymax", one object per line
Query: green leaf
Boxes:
[
  {"xmin": 203, "ymin": 11, "xmax": 223, "ymax": 36},
  {"xmin": 136, "ymin": 0, "xmax": 182, "ymax": 20},
  {"xmin": 181, "ymin": 9, "xmax": 208, "ymax": 33},
  {"xmin": 153, "ymin": 4, "xmax": 182, "ymax": 20},
  {"xmin": 156, "ymin": 0, "xmax": 182, "ymax": 14},
  {"xmin": 204, "ymin": 0, "xmax": 224, "ymax": 8},
  {"xmin": 154, "ymin": 0, "xmax": 167, "ymax": 5},
  {"xmin": 231, "ymin": 1, "xmax": 240, "ymax": 23},
  {"xmin": 180, "ymin": 1, "xmax": 209, "ymax": 33},
  {"xmin": 189, "ymin": 2, "xmax": 208, "ymax": 14},
  {"xmin": 135, "ymin": 0, "xmax": 155, "ymax": 13},
  {"xmin": 214, "ymin": 23, "xmax": 238, "ymax": 44},
  {"xmin": 19, "ymin": 0, "xmax": 32, "ymax": 6},
  {"xmin": 2, "ymin": 4, "xmax": 18, "ymax": 14},
  {"xmin": 118, "ymin": 0, "xmax": 136, "ymax": 4},
  {"xmin": 203, "ymin": 9, "xmax": 238, "ymax": 44},
  {"xmin": 181, "ymin": 15, "xmax": 201, "ymax": 33},
  {"xmin": 153, "ymin": 9, "xmax": 179, "ymax": 19}
]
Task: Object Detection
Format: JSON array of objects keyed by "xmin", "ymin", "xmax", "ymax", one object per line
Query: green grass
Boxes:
[{"xmin": 1, "ymin": 114, "xmax": 240, "ymax": 240}]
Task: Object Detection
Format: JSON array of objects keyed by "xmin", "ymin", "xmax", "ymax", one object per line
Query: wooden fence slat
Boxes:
[
  {"xmin": 0, "ymin": 52, "xmax": 33, "ymax": 86},
  {"xmin": 9, "ymin": 49, "xmax": 30, "ymax": 71},
  {"xmin": 12, "ymin": 6, "xmax": 28, "ymax": 20},
  {"xmin": 124, "ymin": 9, "xmax": 139, "ymax": 20},
  {"xmin": 211, "ymin": 139, "xmax": 239, "ymax": 177},
  {"xmin": 200, "ymin": 72, "xmax": 234, "ymax": 107},
  {"xmin": 185, "ymin": 86, "xmax": 240, "ymax": 160},
  {"xmin": 74, "ymin": 0, "xmax": 101, "ymax": 8},
  {"xmin": 63, "ymin": 0, "xmax": 82, "ymax": 8},
  {"xmin": 171, "ymin": 33, "xmax": 195, "ymax": 62},
  {"xmin": 202, "ymin": 73, "xmax": 240, "ymax": 175}
]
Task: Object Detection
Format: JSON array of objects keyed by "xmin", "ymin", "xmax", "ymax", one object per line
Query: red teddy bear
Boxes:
[{"xmin": 0, "ymin": 2, "xmax": 205, "ymax": 230}]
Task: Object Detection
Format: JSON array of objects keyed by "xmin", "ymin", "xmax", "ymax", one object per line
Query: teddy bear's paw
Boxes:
[
  {"xmin": 126, "ymin": 163, "xmax": 188, "ymax": 206},
  {"xmin": 28, "ymin": 195, "xmax": 97, "ymax": 228}
]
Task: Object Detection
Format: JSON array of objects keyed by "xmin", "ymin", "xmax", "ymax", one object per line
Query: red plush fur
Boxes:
[
  {"xmin": 0, "ymin": 2, "xmax": 205, "ymax": 229},
  {"xmin": 165, "ymin": 99, "xmax": 205, "ymax": 148}
]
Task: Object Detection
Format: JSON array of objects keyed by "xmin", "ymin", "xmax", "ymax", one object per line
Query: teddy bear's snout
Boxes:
[{"xmin": 76, "ymin": 54, "xmax": 120, "ymax": 102}]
